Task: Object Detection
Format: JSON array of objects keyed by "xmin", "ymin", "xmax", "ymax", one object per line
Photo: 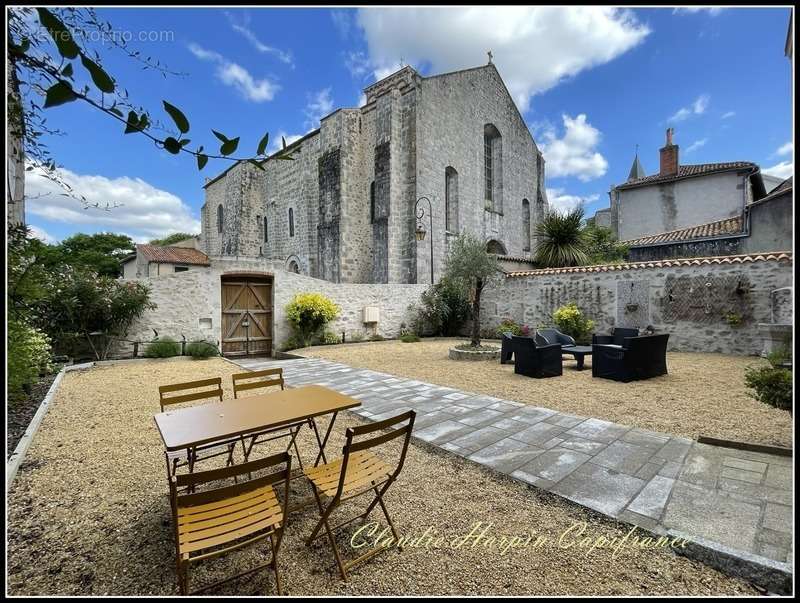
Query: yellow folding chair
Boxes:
[
  {"xmin": 170, "ymin": 451, "xmax": 292, "ymax": 595},
  {"xmin": 158, "ymin": 377, "xmax": 237, "ymax": 477},
  {"xmin": 304, "ymin": 410, "xmax": 416, "ymax": 580},
  {"xmin": 231, "ymin": 368, "xmax": 309, "ymax": 468}
]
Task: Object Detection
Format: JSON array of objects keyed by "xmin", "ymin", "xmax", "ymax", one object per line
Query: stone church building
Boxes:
[{"xmin": 198, "ymin": 62, "xmax": 549, "ymax": 284}]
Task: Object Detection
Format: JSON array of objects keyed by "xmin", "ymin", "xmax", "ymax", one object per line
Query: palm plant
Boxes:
[{"xmin": 534, "ymin": 206, "xmax": 589, "ymax": 267}]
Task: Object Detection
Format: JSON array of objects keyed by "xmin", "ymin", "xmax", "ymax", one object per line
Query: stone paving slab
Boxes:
[{"xmin": 231, "ymin": 355, "xmax": 794, "ymax": 591}]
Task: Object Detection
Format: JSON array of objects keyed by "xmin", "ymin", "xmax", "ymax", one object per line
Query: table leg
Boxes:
[
  {"xmin": 576, "ymin": 354, "xmax": 585, "ymax": 371},
  {"xmin": 311, "ymin": 411, "xmax": 339, "ymax": 467}
]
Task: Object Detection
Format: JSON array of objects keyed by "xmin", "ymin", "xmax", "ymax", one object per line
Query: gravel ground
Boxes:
[
  {"xmin": 7, "ymin": 371, "xmax": 59, "ymax": 458},
  {"xmin": 300, "ymin": 339, "xmax": 793, "ymax": 448},
  {"xmin": 6, "ymin": 358, "xmax": 758, "ymax": 596}
]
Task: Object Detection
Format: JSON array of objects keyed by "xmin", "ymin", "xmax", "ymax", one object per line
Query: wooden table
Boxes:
[{"xmin": 154, "ymin": 384, "xmax": 361, "ymax": 468}]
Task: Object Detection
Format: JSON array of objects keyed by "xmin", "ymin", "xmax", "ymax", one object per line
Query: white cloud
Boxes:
[
  {"xmin": 303, "ymin": 88, "xmax": 335, "ymax": 131},
  {"xmin": 29, "ymin": 224, "xmax": 57, "ymax": 244},
  {"xmin": 546, "ymin": 188, "xmax": 599, "ymax": 214},
  {"xmin": 188, "ymin": 43, "xmax": 279, "ymax": 102},
  {"xmin": 763, "ymin": 161, "xmax": 793, "ymax": 180},
  {"xmin": 673, "ymin": 8, "xmax": 724, "ymax": 16},
  {"xmin": 668, "ymin": 94, "xmax": 710, "ymax": 123},
  {"xmin": 224, "ymin": 11, "xmax": 293, "ymax": 66},
  {"xmin": 355, "ymin": 7, "xmax": 649, "ymax": 112},
  {"xmin": 331, "ymin": 10, "xmax": 352, "ymax": 39},
  {"xmin": 685, "ymin": 138, "xmax": 708, "ymax": 154},
  {"xmin": 775, "ymin": 142, "xmax": 793, "ymax": 157},
  {"xmin": 344, "ymin": 50, "xmax": 371, "ymax": 79},
  {"xmin": 25, "ymin": 165, "xmax": 200, "ymax": 242},
  {"xmin": 538, "ymin": 114, "xmax": 608, "ymax": 181},
  {"xmin": 267, "ymin": 131, "xmax": 304, "ymax": 154},
  {"xmin": 721, "ymin": 111, "xmax": 736, "ymax": 119}
]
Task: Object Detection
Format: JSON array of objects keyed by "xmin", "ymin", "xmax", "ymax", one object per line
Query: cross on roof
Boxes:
[{"xmin": 487, "ymin": 50, "xmax": 493, "ymax": 63}]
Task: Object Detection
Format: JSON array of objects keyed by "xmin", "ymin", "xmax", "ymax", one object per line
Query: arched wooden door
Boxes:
[{"xmin": 220, "ymin": 275, "xmax": 273, "ymax": 357}]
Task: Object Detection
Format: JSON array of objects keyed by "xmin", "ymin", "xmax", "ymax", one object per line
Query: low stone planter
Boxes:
[{"xmin": 448, "ymin": 346, "xmax": 500, "ymax": 361}]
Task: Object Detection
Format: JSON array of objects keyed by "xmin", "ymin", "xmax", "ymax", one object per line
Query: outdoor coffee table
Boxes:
[
  {"xmin": 154, "ymin": 383, "xmax": 361, "ymax": 474},
  {"xmin": 562, "ymin": 345, "xmax": 593, "ymax": 370}
]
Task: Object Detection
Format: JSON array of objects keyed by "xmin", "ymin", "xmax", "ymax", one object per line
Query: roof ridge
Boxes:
[
  {"xmin": 504, "ymin": 252, "xmax": 792, "ymax": 278},
  {"xmin": 621, "ymin": 214, "xmax": 744, "ymax": 246}
]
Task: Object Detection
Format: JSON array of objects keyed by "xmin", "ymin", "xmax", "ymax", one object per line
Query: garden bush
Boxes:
[
  {"xmin": 745, "ymin": 365, "xmax": 792, "ymax": 411},
  {"xmin": 285, "ymin": 292, "xmax": 340, "ymax": 348},
  {"xmin": 400, "ymin": 333, "xmax": 421, "ymax": 343},
  {"xmin": 185, "ymin": 340, "xmax": 219, "ymax": 358},
  {"xmin": 495, "ymin": 318, "xmax": 529, "ymax": 338},
  {"xmin": 8, "ymin": 319, "xmax": 52, "ymax": 399},
  {"xmin": 552, "ymin": 302, "xmax": 595, "ymax": 344},
  {"xmin": 409, "ymin": 277, "xmax": 470, "ymax": 337},
  {"xmin": 145, "ymin": 337, "xmax": 181, "ymax": 358},
  {"xmin": 320, "ymin": 330, "xmax": 341, "ymax": 345}
]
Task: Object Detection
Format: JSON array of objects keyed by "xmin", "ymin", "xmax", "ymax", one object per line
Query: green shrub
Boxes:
[
  {"xmin": 745, "ymin": 365, "xmax": 792, "ymax": 411},
  {"xmin": 8, "ymin": 319, "xmax": 52, "ymax": 399},
  {"xmin": 185, "ymin": 340, "xmax": 219, "ymax": 358},
  {"xmin": 400, "ymin": 333, "xmax": 420, "ymax": 343},
  {"xmin": 349, "ymin": 332, "xmax": 365, "ymax": 343},
  {"xmin": 767, "ymin": 344, "xmax": 792, "ymax": 368},
  {"xmin": 145, "ymin": 337, "xmax": 181, "ymax": 358},
  {"xmin": 409, "ymin": 277, "xmax": 471, "ymax": 336},
  {"xmin": 369, "ymin": 333, "xmax": 385, "ymax": 342},
  {"xmin": 552, "ymin": 303, "xmax": 595, "ymax": 344},
  {"xmin": 495, "ymin": 318, "xmax": 530, "ymax": 338},
  {"xmin": 321, "ymin": 330, "xmax": 341, "ymax": 345},
  {"xmin": 285, "ymin": 292, "xmax": 340, "ymax": 348}
]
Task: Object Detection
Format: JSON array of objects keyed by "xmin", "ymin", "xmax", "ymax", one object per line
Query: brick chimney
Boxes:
[{"xmin": 659, "ymin": 128, "xmax": 679, "ymax": 176}]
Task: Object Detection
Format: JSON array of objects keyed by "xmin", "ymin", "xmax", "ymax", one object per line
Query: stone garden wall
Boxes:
[
  {"xmin": 481, "ymin": 253, "xmax": 793, "ymax": 356},
  {"xmin": 124, "ymin": 257, "xmax": 427, "ymax": 353}
]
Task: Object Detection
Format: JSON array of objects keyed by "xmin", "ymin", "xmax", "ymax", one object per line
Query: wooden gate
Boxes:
[{"xmin": 220, "ymin": 275, "xmax": 273, "ymax": 357}]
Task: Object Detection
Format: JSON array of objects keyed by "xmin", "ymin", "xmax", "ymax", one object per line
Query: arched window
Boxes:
[
  {"xmin": 288, "ymin": 260, "xmax": 300, "ymax": 274},
  {"xmin": 217, "ymin": 204, "xmax": 224, "ymax": 233},
  {"xmin": 370, "ymin": 181, "xmax": 376, "ymax": 224},
  {"xmin": 288, "ymin": 207, "xmax": 295, "ymax": 237},
  {"xmin": 486, "ymin": 239, "xmax": 507, "ymax": 255},
  {"xmin": 263, "ymin": 215, "xmax": 268, "ymax": 243},
  {"xmin": 522, "ymin": 199, "xmax": 531, "ymax": 252},
  {"xmin": 483, "ymin": 124, "xmax": 503, "ymax": 212},
  {"xmin": 445, "ymin": 167, "xmax": 459, "ymax": 232}
]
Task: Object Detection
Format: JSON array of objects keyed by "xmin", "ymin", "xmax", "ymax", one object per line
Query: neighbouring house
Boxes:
[
  {"xmin": 198, "ymin": 61, "xmax": 549, "ymax": 285},
  {"xmin": 121, "ymin": 243, "xmax": 211, "ymax": 279},
  {"xmin": 593, "ymin": 129, "xmax": 792, "ymax": 261}
]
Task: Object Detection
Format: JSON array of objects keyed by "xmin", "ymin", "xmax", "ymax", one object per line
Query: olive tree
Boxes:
[{"xmin": 443, "ymin": 233, "xmax": 501, "ymax": 347}]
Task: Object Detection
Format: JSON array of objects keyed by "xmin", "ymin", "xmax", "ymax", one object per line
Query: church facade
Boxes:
[{"xmin": 198, "ymin": 63, "xmax": 549, "ymax": 284}]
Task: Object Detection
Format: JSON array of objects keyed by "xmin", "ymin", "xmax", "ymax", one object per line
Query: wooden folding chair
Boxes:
[
  {"xmin": 169, "ymin": 451, "xmax": 292, "ymax": 595},
  {"xmin": 231, "ymin": 368, "xmax": 309, "ymax": 469},
  {"xmin": 159, "ymin": 378, "xmax": 237, "ymax": 478},
  {"xmin": 304, "ymin": 410, "xmax": 416, "ymax": 581}
]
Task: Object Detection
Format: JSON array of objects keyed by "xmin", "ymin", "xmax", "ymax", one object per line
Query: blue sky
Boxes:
[{"xmin": 22, "ymin": 7, "xmax": 794, "ymax": 244}]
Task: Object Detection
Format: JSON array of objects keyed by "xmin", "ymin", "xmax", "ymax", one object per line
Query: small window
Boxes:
[
  {"xmin": 289, "ymin": 208, "xmax": 295, "ymax": 237},
  {"xmin": 217, "ymin": 204, "xmax": 224, "ymax": 233},
  {"xmin": 174, "ymin": 265, "xmax": 189, "ymax": 273},
  {"xmin": 256, "ymin": 214, "xmax": 262, "ymax": 240},
  {"xmin": 263, "ymin": 216, "xmax": 268, "ymax": 243}
]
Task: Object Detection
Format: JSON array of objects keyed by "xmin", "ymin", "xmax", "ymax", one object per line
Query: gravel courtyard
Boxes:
[
  {"xmin": 299, "ymin": 338, "xmax": 793, "ymax": 448},
  {"xmin": 7, "ymin": 358, "xmax": 757, "ymax": 596}
]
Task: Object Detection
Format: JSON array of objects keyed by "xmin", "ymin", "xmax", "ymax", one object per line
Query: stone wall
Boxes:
[
  {"xmin": 481, "ymin": 254, "xmax": 793, "ymax": 355},
  {"xmin": 124, "ymin": 258, "xmax": 427, "ymax": 354}
]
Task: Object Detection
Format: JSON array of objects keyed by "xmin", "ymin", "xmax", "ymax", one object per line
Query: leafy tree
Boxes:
[
  {"xmin": 583, "ymin": 222, "xmax": 628, "ymax": 265},
  {"xmin": 7, "ymin": 7, "xmax": 298, "ymax": 206},
  {"xmin": 443, "ymin": 233, "xmax": 501, "ymax": 347},
  {"xmin": 409, "ymin": 277, "xmax": 471, "ymax": 337},
  {"xmin": 37, "ymin": 268, "xmax": 156, "ymax": 360},
  {"xmin": 534, "ymin": 206, "xmax": 590, "ymax": 267},
  {"xmin": 47, "ymin": 232, "xmax": 135, "ymax": 277},
  {"xmin": 7, "ymin": 224, "xmax": 53, "ymax": 320},
  {"xmin": 149, "ymin": 232, "xmax": 197, "ymax": 246}
]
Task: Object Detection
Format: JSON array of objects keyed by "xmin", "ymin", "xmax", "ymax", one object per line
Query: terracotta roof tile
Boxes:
[
  {"xmin": 505, "ymin": 252, "xmax": 792, "ymax": 278},
  {"xmin": 621, "ymin": 215, "xmax": 745, "ymax": 247},
  {"xmin": 616, "ymin": 162, "xmax": 757, "ymax": 190},
  {"xmin": 135, "ymin": 244, "xmax": 210, "ymax": 266}
]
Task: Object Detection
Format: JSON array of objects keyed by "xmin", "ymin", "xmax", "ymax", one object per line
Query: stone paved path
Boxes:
[{"xmin": 232, "ymin": 356, "xmax": 793, "ymax": 588}]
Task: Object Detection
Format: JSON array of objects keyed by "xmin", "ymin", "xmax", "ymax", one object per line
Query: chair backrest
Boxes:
[
  {"xmin": 334, "ymin": 410, "xmax": 416, "ymax": 501},
  {"xmin": 232, "ymin": 368, "xmax": 284, "ymax": 399},
  {"xmin": 170, "ymin": 451, "xmax": 292, "ymax": 520},
  {"xmin": 538, "ymin": 328, "xmax": 575, "ymax": 346},
  {"xmin": 159, "ymin": 377, "xmax": 224, "ymax": 412},
  {"xmin": 625, "ymin": 334, "xmax": 669, "ymax": 374},
  {"xmin": 613, "ymin": 327, "xmax": 639, "ymax": 347}
]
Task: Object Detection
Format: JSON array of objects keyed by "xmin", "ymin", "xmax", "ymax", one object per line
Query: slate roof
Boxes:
[
  {"xmin": 505, "ymin": 252, "xmax": 792, "ymax": 278},
  {"xmin": 615, "ymin": 162, "xmax": 757, "ymax": 190},
  {"xmin": 621, "ymin": 215, "xmax": 745, "ymax": 247},
  {"xmin": 133, "ymin": 244, "xmax": 211, "ymax": 266}
]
